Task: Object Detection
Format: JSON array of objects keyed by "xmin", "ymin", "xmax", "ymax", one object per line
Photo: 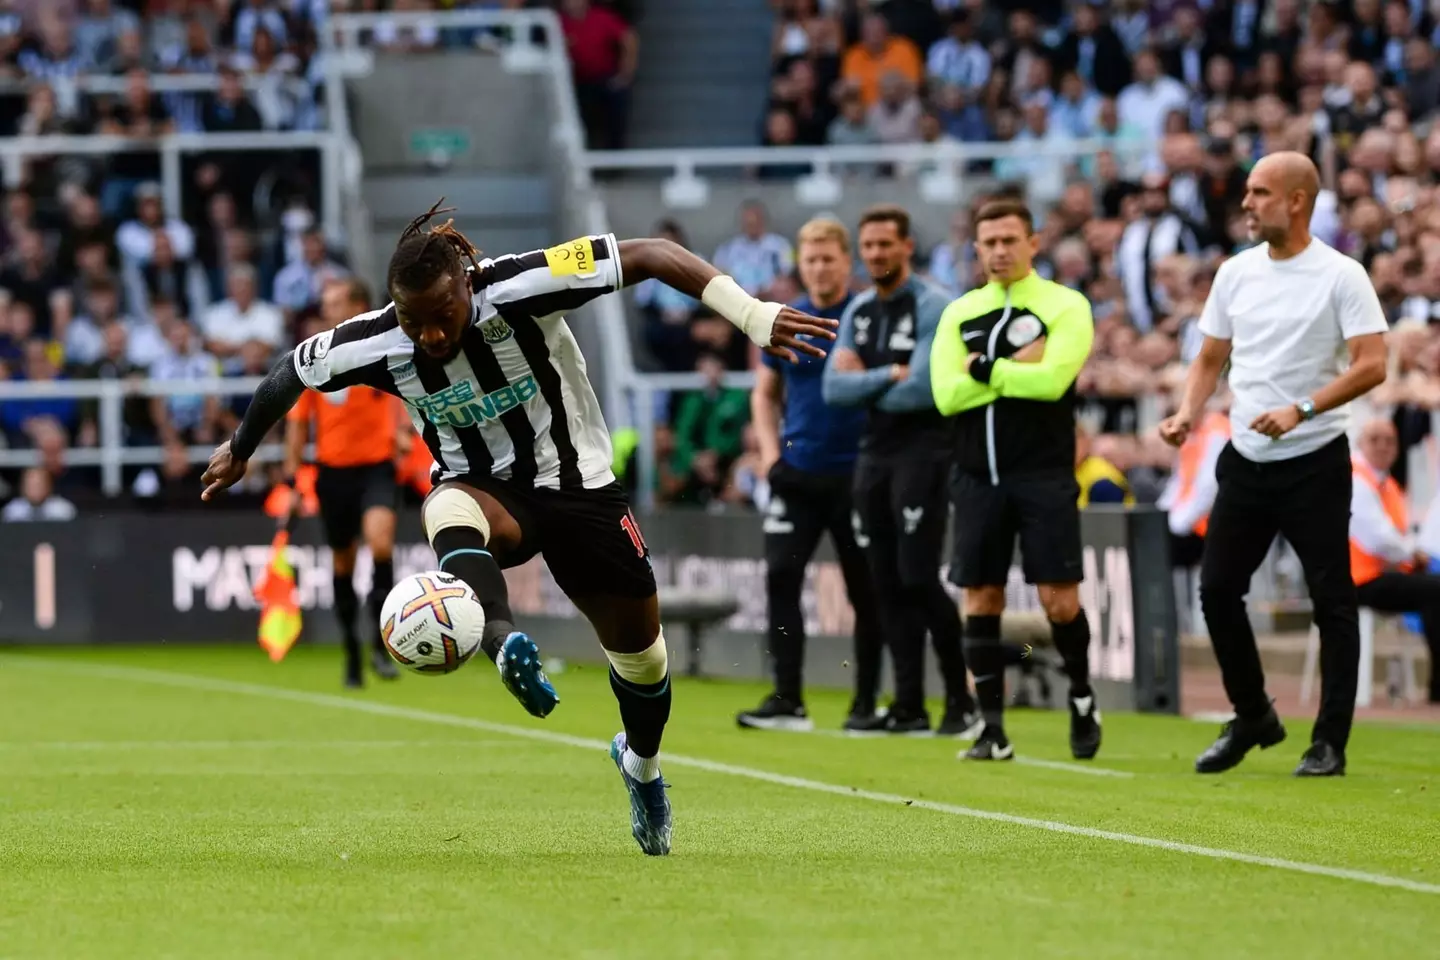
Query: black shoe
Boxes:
[
  {"xmin": 371, "ymin": 648, "xmax": 400, "ymax": 680},
  {"xmin": 1195, "ymin": 708, "xmax": 1287, "ymax": 773},
  {"xmin": 884, "ymin": 706, "xmax": 931, "ymax": 735},
  {"xmin": 842, "ymin": 707, "xmax": 888, "ymax": 733},
  {"xmin": 936, "ymin": 706, "xmax": 984, "ymax": 739},
  {"xmin": 736, "ymin": 693, "xmax": 814, "ymax": 732},
  {"xmin": 344, "ymin": 660, "xmax": 363, "ymax": 689},
  {"xmin": 961, "ymin": 723, "xmax": 1014, "ymax": 760},
  {"xmin": 1294, "ymin": 741, "xmax": 1346, "ymax": 777},
  {"xmin": 1069, "ymin": 693, "xmax": 1102, "ymax": 760}
]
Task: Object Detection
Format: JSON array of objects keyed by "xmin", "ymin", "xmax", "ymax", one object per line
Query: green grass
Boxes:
[{"xmin": 0, "ymin": 645, "xmax": 1437, "ymax": 960}]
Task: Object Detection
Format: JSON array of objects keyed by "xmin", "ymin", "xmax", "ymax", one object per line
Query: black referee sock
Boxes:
[
  {"xmin": 367, "ymin": 558, "xmax": 394, "ymax": 650},
  {"xmin": 432, "ymin": 527, "xmax": 516, "ymax": 663},
  {"xmin": 1050, "ymin": 612, "xmax": 1093, "ymax": 700},
  {"xmin": 333, "ymin": 574, "xmax": 361, "ymax": 664},
  {"xmin": 609, "ymin": 668, "xmax": 672, "ymax": 760},
  {"xmin": 964, "ymin": 614, "xmax": 1006, "ymax": 729}
]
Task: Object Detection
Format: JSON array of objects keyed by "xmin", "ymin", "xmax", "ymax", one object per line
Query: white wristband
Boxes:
[{"xmin": 701, "ymin": 275, "xmax": 782, "ymax": 347}]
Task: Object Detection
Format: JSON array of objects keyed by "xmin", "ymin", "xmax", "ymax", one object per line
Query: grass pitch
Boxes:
[{"xmin": 0, "ymin": 645, "xmax": 1437, "ymax": 959}]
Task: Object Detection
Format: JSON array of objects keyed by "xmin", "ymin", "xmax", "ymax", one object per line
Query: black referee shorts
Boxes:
[
  {"xmin": 950, "ymin": 468, "xmax": 1083, "ymax": 587},
  {"xmin": 315, "ymin": 462, "xmax": 398, "ymax": 550},
  {"xmin": 455, "ymin": 475, "xmax": 657, "ymax": 601}
]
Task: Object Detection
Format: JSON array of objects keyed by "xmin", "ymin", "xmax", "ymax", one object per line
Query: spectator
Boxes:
[
  {"xmin": 1117, "ymin": 171, "xmax": 1201, "ymax": 332},
  {"xmin": 3, "ymin": 340, "xmax": 80, "ymax": 447},
  {"xmin": 19, "ymin": 16, "xmax": 88, "ymax": 119},
  {"xmin": 115, "ymin": 183, "xmax": 196, "ymax": 268},
  {"xmin": 132, "ymin": 228, "xmax": 210, "ymax": 322},
  {"xmin": 72, "ymin": 319, "xmax": 155, "ymax": 447},
  {"xmin": 633, "ymin": 219, "xmax": 701, "ymax": 372},
  {"xmin": 75, "ymin": 0, "xmax": 141, "ymax": 71},
  {"xmin": 1117, "ymin": 48, "xmax": 1191, "ymax": 146},
  {"xmin": 62, "ymin": 274, "xmax": 125, "ymax": 366},
  {"xmin": 667, "ymin": 352, "xmax": 749, "ymax": 507},
  {"xmin": 826, "ymin": 85, "xmax": 880, "ymax": 171},
  {"xmin": 712, "ymin": 201, "xmax": 795, "ymax": 299},
  {"xmin": 148, "ymin": 319, "xmax": 219, "ymax": 447},
  {"xmin": 841, "ymin": 12, "xmax": 922, "ymax": 109},
  {"xmin": 271, "ymin": 227, "xmax": 345, "ymax": 314},
  {"xmin": 0, "ymin": 228, "xmax": 64, "ymax": 336},
  {"xmin": 867, "ymin": 70, "xmax": 922, "ymax": 145},
  {"xmin": 1050, "ymin": 70, "xmax": 1100, "ymax": 139},
  {"xmin": 1055, "ymin": 2, "xmax": 1130, "ymax": 97},
  {"xmin": 97, "ymin": 69, "xmax": 177, "ymax": 214},
  {"xmin": 200, "ymin": 262, "xmax": 285, "ymax": 369},
  {"xmin": 201, "ymin": 64, "xmax": 264, "ymax": 134},
  {"xmin": 559, "ymin": 0, "xmax": 637, "ymax": 151},
  {"xmin": 926, "ymin": 10, "xmax": 989, "ymax": 100},
  {"xmin": 2, "ymin": 467, "xmax": 77, "ymax": 522}
]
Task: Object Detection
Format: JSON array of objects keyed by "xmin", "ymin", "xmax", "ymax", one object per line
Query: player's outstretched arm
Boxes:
[
  {"xmin": 201, "ymin": 350, "xmax": 306, "ymax": 501},
  {"xmin": 616, "ymin": 238, "xmax": 837, "ymax": 363}
]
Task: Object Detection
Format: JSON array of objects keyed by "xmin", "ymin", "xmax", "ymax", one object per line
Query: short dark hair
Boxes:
[
  {"xmin": 973, "ymin": 198, "xmax": 1035, "ymax": 234},
  {"xmin": 330, "ymin": 274, "xmax": 371, "ymax": 311},
  {"xmin": 857, "ymin": 203, "xmax": 911, "ymax": 239},
  {"xmin": 386, "ymin": 197, "xmax": 482, "ymax": 296}
]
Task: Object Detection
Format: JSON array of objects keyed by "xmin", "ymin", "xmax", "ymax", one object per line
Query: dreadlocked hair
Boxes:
[{"xmin": 386, "ymin": 197, "xmax": 483, "ymax": 296}]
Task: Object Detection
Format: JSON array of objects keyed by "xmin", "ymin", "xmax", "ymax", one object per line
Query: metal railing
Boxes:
[
  {"xmin": 0, "ymin": 130, "xmax": 345, "ymax": 242},
  {"xmin": 0, "ymin": 377, "xmax": 287, "ymax": 496}
]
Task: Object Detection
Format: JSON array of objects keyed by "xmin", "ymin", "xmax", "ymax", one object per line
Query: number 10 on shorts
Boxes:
[{"xmin": 620, "ymin": 511, "xmax": 648, "ymax": 558}]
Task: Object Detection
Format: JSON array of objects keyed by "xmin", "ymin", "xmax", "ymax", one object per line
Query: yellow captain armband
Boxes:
[{"xmin": 543, "ymin": 237, "xmax": 596, "ymax": 277}]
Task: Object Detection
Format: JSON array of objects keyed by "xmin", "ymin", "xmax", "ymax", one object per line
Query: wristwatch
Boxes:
[{"xmin": 1296, "ymin": 398, "xmax": 1316, "ymax": 421}]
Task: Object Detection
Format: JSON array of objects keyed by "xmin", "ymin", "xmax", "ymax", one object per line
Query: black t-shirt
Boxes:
[{"xmin": 107, "ymin": 100, "xmax": 173, "ymax": 180}]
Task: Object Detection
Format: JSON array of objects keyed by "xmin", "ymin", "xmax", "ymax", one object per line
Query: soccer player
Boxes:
[
  {"xmin": 283, "ymin": 276, "xmax": 408, "ymax": 688},
  {"xmin": 822, "ymin": 205, "xmax": 977, "ymax": 736},
  {"xmin": 200, "ymin": 202, "xmax": 837, "ymax": 855},
  {"xmin": 735, "ymin": 217, "xmax": 884, "ymax": 731},
  {"xmin": 930, "ymin": 198, "xmax": 1100, "ymax": 762}
]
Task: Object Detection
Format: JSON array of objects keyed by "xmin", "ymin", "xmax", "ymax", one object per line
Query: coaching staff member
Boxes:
[
  {"xmin": 824, "ymin": 204, "xmax": 976, "ymax": 735},
  {"xmin": 736, "ymin": 218, "xmax": 884, "ymax": 731},
  {"xmin": 1160, "ymin": 152, "xmax": 1387, "ymax": 777},
  {"xmin": 931, "ymin": 198, "xmax": 1099, "ymax": 762},
  {"xmin": 284, "ymin": 277, "xmax": 409, "ymax": 688}
]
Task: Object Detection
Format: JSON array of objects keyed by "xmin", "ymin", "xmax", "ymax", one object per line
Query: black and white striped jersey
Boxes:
[{"xmin": 292, "ymin": 233, "xmax": 623, "ymax": 490}]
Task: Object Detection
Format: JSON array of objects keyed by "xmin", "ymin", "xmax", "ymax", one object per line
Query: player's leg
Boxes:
[
  {"xmin": 738, "ymin": 463, "xmax": 828, "ymax": 729},
  {"xmin": 317, "ymin": 466, "xmax": 366, "ymax": 687},
  {"xmin": 1016, "ymin": 472, "xmax": 1100, "ymax": 760},
  {"xmin": 950, "ymin": 468, "xmax": 1017, "ymax": 759},
  {"xmin": 892, "ymin": 457, "xmax": 976, "ymax": 736},
  {"xmin": 420, "ymin": 480, "xmax": 558, "ymax": 717},
  {"xmin": 541, "ymin": 486, "xmax": 671, "ymax": 855},
  {"xmin": 826, "ymin": 474, "xmax": 884, "ymax": 725},
  {"xmin": 360, "ymin": 501, "xmax": 400, "ymax": 680}
]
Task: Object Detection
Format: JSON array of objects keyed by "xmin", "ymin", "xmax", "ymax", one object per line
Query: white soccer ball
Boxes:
[{"xmin": 379, "ymin": 571, "xmax": 486, "ymax": 675}]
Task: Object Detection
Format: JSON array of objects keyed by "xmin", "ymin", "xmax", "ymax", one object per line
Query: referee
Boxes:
[
  {"xmin": 1160, "ymin": 152, "xmax": 1387, "ymax": 777},
  {"xmin": 930, "ymin": 198, "xmax": 1099, "ymax": 762},
  {"xmin": 736, "ymin": 218, "xmax": 883, "ymax": 731}
]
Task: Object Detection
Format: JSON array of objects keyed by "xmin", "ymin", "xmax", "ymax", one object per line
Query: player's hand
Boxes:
[
  {"xmin": 200, "ymin": 439, "xmax": 247, "ymax": 502},
  {"xmin": 1158, "ymin": 412, "xmax": 1193, "ymax": 447},
  {"xmin": 1250, "ymin": 405, "xmax": 1302, "ymax": 439},
  {"xmin": 761, "ymin": 305, "xmax": 839, "ymax": 364}
]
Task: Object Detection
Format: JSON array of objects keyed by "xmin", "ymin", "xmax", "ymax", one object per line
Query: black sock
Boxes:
[
  {"xmin": 432, "ymin": 527, "xmax": 515, "ymax": 662},
  {"xmin": 1051, "ymin": 612, "xmax": 1093, "ymax": 699},
  {"xmin": 964, "ymin": 614, "xmax": 1005, "ymax": 729},
  {"xmin": 366, "ymin": 558, "xmax": 394, "ymax": 650},
  {"xmin": 333, "ymin": 574, "xmax": 361, "ymax": 664},
  {"xmin": 609, "ymin": 668, "xmax": 672, "ymax": 759}
]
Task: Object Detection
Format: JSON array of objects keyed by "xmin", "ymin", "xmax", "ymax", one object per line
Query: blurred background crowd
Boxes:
[{"xmin": 5, "ymin": 0, "xmax": 1440, "ymax": 520}]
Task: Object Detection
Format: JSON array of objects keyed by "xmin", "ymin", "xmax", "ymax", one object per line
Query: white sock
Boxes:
[{"xmin": 622, "ymin": 746, "xmax": 662, "ymax": 783}]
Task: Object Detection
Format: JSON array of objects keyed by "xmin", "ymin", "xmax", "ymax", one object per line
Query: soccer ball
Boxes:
[{"xmin": 379, "ymin": 571, "xmax": 485, "ymax": 675}]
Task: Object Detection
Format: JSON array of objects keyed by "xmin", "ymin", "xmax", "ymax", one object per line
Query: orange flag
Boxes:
[{"xmin": 254, "ymin": 490, "xmax": 303, "ymax": 662}]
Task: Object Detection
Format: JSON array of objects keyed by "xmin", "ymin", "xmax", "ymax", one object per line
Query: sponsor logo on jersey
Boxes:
[
  {"xmin": 389, "ymin": 360, "xmax": 417, "ymax": 383},
  {"xmin": 413, "ymin": 376, "xmax": 539, "ymax": 427},
  {"xmin": 542, "ymin": 236, "xmax": 596, "ymax": 277},
  {"xmin": 479, "ymin": 316, "xmax": 514, "ymax": 344}
]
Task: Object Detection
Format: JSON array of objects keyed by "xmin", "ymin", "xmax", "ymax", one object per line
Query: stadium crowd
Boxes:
[{"xmin": 642, "ymin": 0, "xmax": 1440, "ymax": 509}]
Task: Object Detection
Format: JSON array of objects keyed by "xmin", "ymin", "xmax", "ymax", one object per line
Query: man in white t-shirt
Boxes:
[{"xmin": 1160, "ymin": 151, "xmax": 1388, "ymax": 778}]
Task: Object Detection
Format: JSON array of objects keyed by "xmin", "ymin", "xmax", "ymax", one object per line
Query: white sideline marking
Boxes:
[
  {"xmin": 804, "ymin": 726, "xmax": 1134, "ymax": 778},
  {"xmin": 0, "ymin": 739, "xmax": 514, "ymax": 750},
  {"xmin": 10, "ymin": 657, "xmax": 1440, "ymax": 897}
]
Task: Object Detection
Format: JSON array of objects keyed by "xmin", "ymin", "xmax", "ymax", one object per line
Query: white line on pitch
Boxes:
[
  {"xmin": 800, "ymin": 726, "xmax": 1135, "ymax": 778},
  {"xmin": 0, "ymin": 739, "xmax": 516, "ymax": 750},
  {"xmin": 10, "ymin": 656, "xmax": 1439, "ymax": 897}
]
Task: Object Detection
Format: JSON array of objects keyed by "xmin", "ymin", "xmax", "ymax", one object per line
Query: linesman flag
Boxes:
[{"xmin": 254, "ymin": 486, "xmax": 302, "ymax": 662}]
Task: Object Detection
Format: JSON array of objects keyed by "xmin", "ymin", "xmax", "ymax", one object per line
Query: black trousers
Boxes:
[
  {"xmin": 852, "ymin": 455, "xmax": 968, "ymax": 713},
  {"xmin": 764, "ymin": 461, "xmax": 883, "ymax": 707},
  {"xmin": 1201, "ymin": 437, "xmax": 1359, "ymax": 750},
  {"xmin": 1356, "ymin": 572, "xmax": 1440, "ymax": 703}
]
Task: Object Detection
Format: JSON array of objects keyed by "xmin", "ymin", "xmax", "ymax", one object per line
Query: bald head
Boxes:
[
  {"xmin": 1242, "ymin": 151, "xmax": 1322, "ymax": 254},
  {"xmin": 1358, "ymin": 417, "xmax": 1399, "ymax": 473}
]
